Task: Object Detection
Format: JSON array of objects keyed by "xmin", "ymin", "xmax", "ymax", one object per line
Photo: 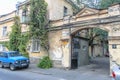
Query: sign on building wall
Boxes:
[
  {"xmin": 112, "ymin": 44, "xmax": 117, "ymax": 49},
  {"xmin": 62, "ymin": 29, "xmax": 70, "ymax": 39}
]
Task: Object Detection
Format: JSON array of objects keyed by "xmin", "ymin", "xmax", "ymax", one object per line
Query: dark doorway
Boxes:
[
  {"xmin": 71, "ymin": 36, "xmax": 89, "ymax": 69},
  {"xmin": 70, "ymin": 28, "xmax": 109, "ymax": 74}
]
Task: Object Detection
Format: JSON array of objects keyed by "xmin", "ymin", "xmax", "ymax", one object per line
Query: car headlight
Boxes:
[
  {"xmin": 15, "ymin": 60, "xmax": 19, "ymax": 64},
  {"xmin": 27, "ymin": 59, "xmax": 29, "ymax": 62}
]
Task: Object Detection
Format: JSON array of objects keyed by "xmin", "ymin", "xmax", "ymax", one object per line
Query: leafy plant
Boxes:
[
  {"xmin": 0, "ymin": 41, "xmax": 9, "ymax": 50},
  {"xmin": 86, "ymin": 28, "xmax": 108, "ymax": 57},
  {"xmin": 18, "ymin": 33, "xmax": 29, "ymax": 57},
  {"xmin": 9, "ymin": 16, "xmax": 29, "ymax": 57},
  {"xmin": 9, "ymin": 16, "xmax": 21, "ymax": 51},
  {"xmin": 22, "ymin": 53, "xmax": 29, "ymax": 58},
  {"xmin": 38, "ymin": 56, "xmax": 52, "ymax": 69},
  {"xmin": 29, "ymin": 0, "xmax": 49, "ymax": 51},
  {"xmin": 100, "ymin": 0, "xmax": 120, "ymax": 9}
]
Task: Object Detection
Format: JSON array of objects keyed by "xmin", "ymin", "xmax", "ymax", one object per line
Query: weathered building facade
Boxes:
[
  {"xmin": 1, "ymin": 0, "xmax": 120, "ymax": 74},
  {"xmin": 49, "ymin": 4, "xmax": 120, "ymax": 72},
  {"xmin": 0, "ymin": 11, "xmax": 16, "ymax": 51},
  {"xmin": 0, "ymin": 0, "xmax": 74, "ymax": 63}
]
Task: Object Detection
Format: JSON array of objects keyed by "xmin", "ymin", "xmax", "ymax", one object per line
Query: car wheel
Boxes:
[
  {"xmin": 0, "ymin": 62, "xmax": 3, "ymax": 68},
  {"xmin": 10, "ymin": 64, "xmax": 15, "ymax": 71}
]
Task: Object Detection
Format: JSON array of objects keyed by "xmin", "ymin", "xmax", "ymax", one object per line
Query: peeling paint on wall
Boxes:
[{"xmin": 51, "ymin": 47, "xmax": 63, "ymax": 60}]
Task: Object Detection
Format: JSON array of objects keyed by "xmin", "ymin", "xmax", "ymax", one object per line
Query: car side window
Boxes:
[
  {"xmin": 0, "ymin": 52, "xmax": 2, "ymax": 57},
  {"xmin": 4, "ymin": 53, "xmax": 8, "ymax": 58},
  {"xmin": 3, "ymin": 53, "xmax": 8, "ymax": 58},
  {"xmin": 0, "ymin": 52, "xmax": 5, "ymax": 57}
]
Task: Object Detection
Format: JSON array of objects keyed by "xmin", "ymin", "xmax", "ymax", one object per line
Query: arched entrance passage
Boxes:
[
  {"xmin": 70, "ymin": 27, "xmax": 109, "ymax": 73},
  {"xmin": 53, "ymin": 21, "xmax": 120, "ymax": 77},
  {"xmin": 49, "ymin": 4, "xmax": 120, "ymax": 75}
]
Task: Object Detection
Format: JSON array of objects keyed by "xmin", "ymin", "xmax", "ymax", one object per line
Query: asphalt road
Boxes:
[
  {"xmin": 0, "ymin": 57, "xmax": 111, "ymax": 80},
  {"xmin": 0, "ymin": 68, "xmax": 62, "ymax": 80}
]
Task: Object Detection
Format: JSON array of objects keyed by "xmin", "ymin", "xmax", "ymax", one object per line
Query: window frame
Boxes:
[
  {"xmin": 31, "ymin": 39, "xmax": 40, "ymax": 53},
  {"xmin": 0, "ymin": 52, "xmax": 7, "ymax": 58},
  {"xmin": 2, "ymin": 52, "xmax": 8, "ymax": 58},
  {"xmin": 64, "ymin": 6, "xmax": 68, "ymax": 16},
  {"xmin": 21, "ymin": 9, "xmax": 30, "ymax": 23},
  {"xmin": 0, "ymin": 44, "xmax": 5, "ymax": 51},
  {"xmin": 112, "ymin": 44, "xmax": 117, "ymax": 49},
  {"xmin": 0, "ymin": 52, "xmax": 3, "ymax": 57},
  {"xmin": 2, "ymin": 26, "xmax": 7, "ymax": 37}
]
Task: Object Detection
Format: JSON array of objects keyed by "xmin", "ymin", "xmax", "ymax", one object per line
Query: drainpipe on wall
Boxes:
[{"xmin": 68, "ymin": 15, "xmax": 72, "ymax": 69}]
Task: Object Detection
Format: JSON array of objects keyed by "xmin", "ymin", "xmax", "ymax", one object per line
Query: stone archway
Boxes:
[
  {"xmin": 58, "ymin": 22, "xmax": 120, "ymax": 73},
  {"xmin": 49, "ymin": 21, "xmax": 120, "ymax": 74},
  {"xmin": 67, "ymin": 25, "xmax": 110, "ymax": 74},
  {"xmin": 49, "ymin": 4, "xmax": 120, "ymax": 75},
  {"xmin": 61, "ymin": 24, "xmax": 110, "ymax": 67}
]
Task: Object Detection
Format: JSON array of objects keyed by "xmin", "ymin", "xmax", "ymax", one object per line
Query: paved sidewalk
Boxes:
[{"xmin": 26, "ymin": 58, "xmax": 111, "ymax": 80}]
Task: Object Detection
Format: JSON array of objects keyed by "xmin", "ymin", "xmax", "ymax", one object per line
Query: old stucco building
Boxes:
[
  {"xmin": 1, "ymin": 0, "xmax": 120, "ymax": 73},
  {"xmin": 16, "ymin": 0, "xmax": 74, "ymax": 63},
  {"xmin": 0, "ymin": 0, "xmax": 74, "ymax": 63},
  {"xmin": 49, "ymin": 3, "xmax": 120, "ymax": 72},
  {"xmin": 0, "ymin": 11, "xmax": 16, "ymax": 51}
]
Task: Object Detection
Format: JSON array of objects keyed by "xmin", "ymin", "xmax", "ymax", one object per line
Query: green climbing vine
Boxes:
[
  {"xmin": 18, "ymin": 33, "xmax": 29, "ymax": 57},
  {"xmin": 9, "ymin": 16, "xmax": 29, "ymax": 57},
  {"xmin": 29, "ymin": 0, "xmax": 49, "ymax": 51},
  {"xmin": 0, "ymin": 41, "xmax": 9, "ymax": 50},
  {"xmin": 9, "ymin": 16, "xmax": 21, "ymax": 51}
]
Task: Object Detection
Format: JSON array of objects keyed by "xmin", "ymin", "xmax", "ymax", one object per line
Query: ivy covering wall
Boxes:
[
  {"xmin": 29, "ymin": 0, "xmax": 49, "ymax": 51},
  {"xmin": 9, "ymin": 16, "xmax": 29, "ymax": 57}
]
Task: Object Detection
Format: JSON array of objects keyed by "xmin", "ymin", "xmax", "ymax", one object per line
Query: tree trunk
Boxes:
[{"xmin": 91, "ymin": 45, "xmax": 94, "ymax": 57}]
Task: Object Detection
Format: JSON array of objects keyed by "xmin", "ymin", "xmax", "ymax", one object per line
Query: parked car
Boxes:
[
  {"xmin": 112, "ymin": 63, "xmax": 120, "ymax": 80},
  {"xmin": 0, "ymin": 51, "xmax": 29, "ymax": 71}
]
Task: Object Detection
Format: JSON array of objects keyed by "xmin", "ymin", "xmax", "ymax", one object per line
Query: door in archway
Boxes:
[
  {"xmin": 78, "ymin": 37, "xmax": 89, "ymax": 66},
  {"xmin": 71, "ymin": 36, "xmax": 89, "ymax": 68}
]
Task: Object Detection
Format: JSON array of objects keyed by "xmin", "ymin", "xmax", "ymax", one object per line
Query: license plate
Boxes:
[{"xmin": 22, "ymin": 63, "xmax": 27, "ymax": 66}]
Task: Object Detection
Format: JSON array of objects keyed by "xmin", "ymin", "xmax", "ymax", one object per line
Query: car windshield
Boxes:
[{"xmin": 9, "ymin": 52, "xmax": 21, "ymax": 57}]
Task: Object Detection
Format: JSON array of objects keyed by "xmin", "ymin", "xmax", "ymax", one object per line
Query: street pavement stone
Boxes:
[{"xmin": 26, "ymin": 57, "xmax": 111, "ymax": 80}]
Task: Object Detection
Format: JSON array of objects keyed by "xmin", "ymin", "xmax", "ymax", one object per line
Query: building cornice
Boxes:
[
  {"xmin": 49, "ymin": 15, "xmax": 120, "ymax": 31},
  {"xmin": 0, "ymin": 18, "xmax": 14, "ymax": 24},
  {"xmin": 0, "ymin": 10, "xmax": 16, "ymax": 18}
]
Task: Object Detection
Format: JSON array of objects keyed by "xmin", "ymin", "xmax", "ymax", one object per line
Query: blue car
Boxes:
[{"xmin": 0, "ymin": 51, "xmax": 29, "ymax": 71}]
